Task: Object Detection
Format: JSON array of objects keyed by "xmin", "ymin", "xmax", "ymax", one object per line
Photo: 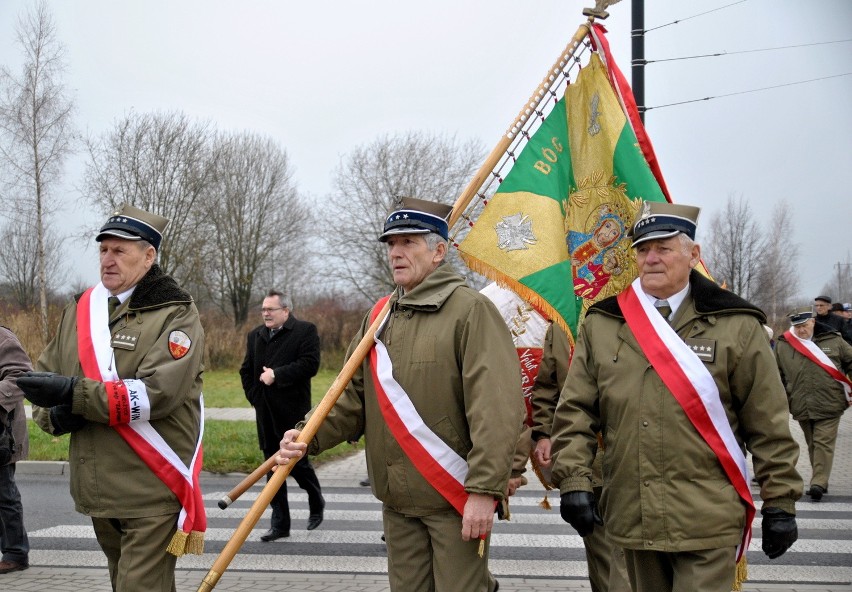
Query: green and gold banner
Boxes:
[{"xmin": 459, "ymin": 52, "xmax": 668, "ymax": 343}]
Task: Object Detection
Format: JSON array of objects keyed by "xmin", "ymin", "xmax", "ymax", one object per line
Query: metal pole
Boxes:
[{"xmin": 631, "ymin": 0, "xmax": 645, "ymax": 123}]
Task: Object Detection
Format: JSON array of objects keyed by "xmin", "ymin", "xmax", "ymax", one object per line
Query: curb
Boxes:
[{"xmin": 16, "ymin": 460, "xmax": 70, "ymax": 475}]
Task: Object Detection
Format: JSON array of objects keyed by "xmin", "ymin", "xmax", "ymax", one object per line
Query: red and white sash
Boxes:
[
  {"xmin": 784, "ymin": 330, "xmax": 852, "ymax": 403},
  {"xmin": 368, "ymin": 296, "xmax": 469, "ymax": 515},
  {"xmin": 77, "ymin": 283, "xmax": 206, "ymax": 556},
  {"xmin": 617, "ymin": 278, "xmax": 754, "ymax": 561}
]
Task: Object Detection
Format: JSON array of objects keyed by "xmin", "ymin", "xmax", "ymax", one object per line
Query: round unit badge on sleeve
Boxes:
[{"xmin": 168, "ymin": 330, "xmax": 192, "ymax": 359}]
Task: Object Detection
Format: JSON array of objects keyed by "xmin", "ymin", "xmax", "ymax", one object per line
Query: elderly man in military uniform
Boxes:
[
  {"xmin": 775, "ymin": 307, "xmax": 852, "ymax": 502},
  {"xmin": 277, "ymin": 197, "xmax": 523, "ymax": 592},
  {"xmin": 549, "ymin": 201, "xmax": 803, "ymax": 592},
  {"xmin": 19, "ymin": 205, "xmax": 205, "ymax": 592}
]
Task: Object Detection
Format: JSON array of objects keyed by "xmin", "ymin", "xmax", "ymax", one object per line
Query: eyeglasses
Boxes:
[{"xmin": 261, "ymin": 307, "xmax": 283, "ymax": 313}]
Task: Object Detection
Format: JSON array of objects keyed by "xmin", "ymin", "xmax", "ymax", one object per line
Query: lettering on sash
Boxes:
[
  {"xmin": 684, "ymin": 338, "xmax": 716, "ymax": 363},
  {"xmin": 111, "ymin": 330, "xmax": 140, "ymax": 350}
]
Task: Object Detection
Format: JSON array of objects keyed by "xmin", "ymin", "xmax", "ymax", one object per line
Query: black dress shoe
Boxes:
[
  {"xmin": 0, "ymin": 560, "xmax": 29, "ymax": 574},
  {"xmin": 307, "ymin": 512, "xmax": 324, "ymax": 531},
  {"xmin": 259, "ymin": 528, "xmax": 289, "ymax": 542},
  {"xmin": 809, "ymin": 485, "xmax": 825, "ymax": 501},
  {"xmin": 359, "ymin": 478, "xmax": 371, "ymax": 487}
]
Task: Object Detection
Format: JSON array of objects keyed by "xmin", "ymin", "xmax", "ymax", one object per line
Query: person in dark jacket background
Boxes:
[
  {"xmin": 814, "ymin": 295, "xmax": 852, "ymax": 345},
  {"xmin": 240, "ymin": 290, "xmax": 324, "ymax": 541},
  {"xmin": 0, "ymin": 326, "xmax": 32, "ymax": 574}
]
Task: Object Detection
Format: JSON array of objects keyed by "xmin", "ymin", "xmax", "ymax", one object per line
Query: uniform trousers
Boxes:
[
  {"xmin": 91, "ymin": 513, "xmax": 178, "ymax": 592},
  {"xmin": 383, "ymin": 506, "xmax": 497, "ymax": 592},
  {"xmin": 584, "ymin": 487, "xmax": 630, "ymax": 592},
  {"xmin": 798, "ymin": 416, "xmax": 842, "ymax": 490},
  {"xmin": 263, "ymin": 447, "xmax": 324, "ymax": 533},
  {"xmin": 622, "ymin": 547, "xmax": 736, "ymax": 592},
  {"xmin": 0, "ymin": 463, "xmax": 29, "ymax": 564}
]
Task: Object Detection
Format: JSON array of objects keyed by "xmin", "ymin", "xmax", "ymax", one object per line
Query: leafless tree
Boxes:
[
  {"xmin": 704, "ymin": 194, "xmax": 764, "ymax": 302},
  {"xmin": 325, "ymin": 131, "xmax": 484, "ymax": 301},
  {"xmin": 820, "ymin": 258, "xmax": 852, "ymax": 305},
  {"xmin": 83, "ymin": 110, "xmax": 215, "ymax": 286},
  {"xmin": 0, "ymin": 1, "xmax": 76, "ymax": 339},
  {"xmin": 199, "ymin": 131, "xmax": 309, "ymax": 326},
  {"xmin": 0, "ymin": 213, "xmax": 65, "ymax": 308},
  {"xmin": 752, "ymin": 200, "xmax": 800, "ymax": 329}
]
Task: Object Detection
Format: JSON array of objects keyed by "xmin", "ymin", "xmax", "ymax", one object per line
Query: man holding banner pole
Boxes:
[
  {"xmin": 549, "ymin": 201, "xmax": 803, "ymax": 592},
  {"xmin": 20, "ymin": 204, "xmax": 206, "ymax": 592},
  {"xmin": 278, "ymin": 197, "xmax": 524, "ymax": 592}
]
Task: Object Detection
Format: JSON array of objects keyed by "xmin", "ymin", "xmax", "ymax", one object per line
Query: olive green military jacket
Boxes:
[
  {"xmin": 33, "ymin": 265, "xmax": 204, "ymax": 519},
  {"xmin": 531, "ymin": 323, "xmax": 604, "ymax": 488},
  {"xmin": 530, "ymin": 323, "xmax": 570, "ymax": 442},
  {"xmin": 776, "ymin": 325, "xmax": 852, "ymax": 421},
  {"xmin": 302, "ymin": 264, "xmax": 524, "ymax": 513},
  {"xmin": 551, "ymin": 271, "xmax": 802, "ymax": 552}
]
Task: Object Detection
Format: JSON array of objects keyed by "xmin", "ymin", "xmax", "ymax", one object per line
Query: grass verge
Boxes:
[{"xmin": 26, "ymin": 367, "xmax": 359, "ymax": 474}]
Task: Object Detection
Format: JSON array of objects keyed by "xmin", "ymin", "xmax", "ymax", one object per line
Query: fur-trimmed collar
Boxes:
[
  {"xmin": 590, "ymin": 270, "xmax": 766, "ymax": 323},
  {"xmin": 75, "ymin": 264, "xmax": 193, "ymax": 310}
]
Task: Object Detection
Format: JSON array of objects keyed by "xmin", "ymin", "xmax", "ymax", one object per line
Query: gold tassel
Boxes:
[
  {"xmin": 186, "ymin": 530, "xmax": 205, "ymax": 555},
  {"xmin": 166, "ymin": 529, "xmax": 189, "ymax": 557},
  {"xmin": 539, "ymin": 492, "xmax": 552, "ymax": 510},
  {"xmin": 731, "ymin": 556, "xmax": 748, "ymax": 591}
]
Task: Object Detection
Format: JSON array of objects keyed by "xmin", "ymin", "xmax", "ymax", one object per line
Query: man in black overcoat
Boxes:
[{"xmin": 240, "ymin": 290, "xmax": 324, "ymax": 541}]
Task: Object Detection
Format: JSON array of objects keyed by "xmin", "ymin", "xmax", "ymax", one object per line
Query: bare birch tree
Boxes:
[
  {"xmin": 199, "ymin": 131, "xmax": 308, "ymax": 325},
  {"xmin": 325, "ymin": 131, "xmax": 484, "ymax": 301},
  {"xmin": 0, "ymin": 1, "xmax": 76, "ymax": 339},
  {"xmin": 704, "ymin": 194, "xmax": 764, "ymax": 302},
  {"xmin": 83, "ymin": 111, "xmax": 214, "ymax": 286}
]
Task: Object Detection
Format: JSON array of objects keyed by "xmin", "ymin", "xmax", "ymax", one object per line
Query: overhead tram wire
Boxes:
[
  {"xmin": 641, "ymin": 39, "xmax": 852, "ymax": 65},
  {"xmin": 642, "ymin": 0, "xmax": 749, "ymax": 34},
  {"xmin": 644, "ymin": 72, "xmax": 852, "ymax": 111}
]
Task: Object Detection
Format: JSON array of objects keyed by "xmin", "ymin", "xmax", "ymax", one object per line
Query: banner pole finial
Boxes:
[{"xmin": 583, "ymin": 0, "xmax": 622, "ymax": 20}]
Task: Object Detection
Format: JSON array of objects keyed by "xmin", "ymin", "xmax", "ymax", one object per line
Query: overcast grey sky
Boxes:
[{"xmin": 1, "ymin": 0, "xmax": 850, "ymax": 299}]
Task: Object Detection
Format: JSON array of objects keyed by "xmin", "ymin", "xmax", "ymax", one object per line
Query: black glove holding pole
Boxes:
[
  {"xmin": 17, "ymin": 372, "xmax": 78, "ymax": 408},
  {"xmin": 49, "ymin": 404, "xmax": 87, "ymax": 436},
  {"xmin": 761, "ymin": 507, "xmax": 798, "ymax": 559},
  {"xmin": 560, "ymin": 491, "xmax": 604, "ymax": 537}
]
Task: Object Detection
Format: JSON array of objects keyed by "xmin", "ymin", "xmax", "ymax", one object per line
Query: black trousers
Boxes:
[{"xmin": 263, "ymin": 447, "xmax": 324, "ymax": 533}]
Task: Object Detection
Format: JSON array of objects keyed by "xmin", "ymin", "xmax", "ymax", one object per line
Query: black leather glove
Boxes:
[
  {"xmin": 560, "ymin": 491, "xmax": 603, "ymax": 537},
  {"xmin": 49, "ymin": 404, "xmax": 87, "ymax": 436},
  {"xmin": 17, "ymin": 372, "xmax": 77, "ymax": 408},
  {"xmin": 761, "ymin": 507, "xmax": 798, "ymax": 559}
]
